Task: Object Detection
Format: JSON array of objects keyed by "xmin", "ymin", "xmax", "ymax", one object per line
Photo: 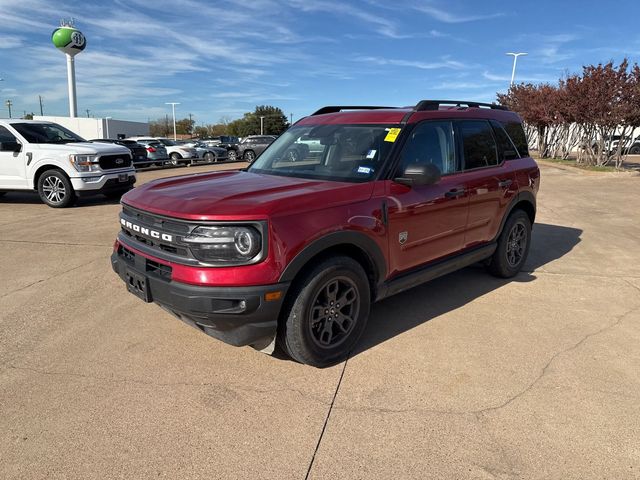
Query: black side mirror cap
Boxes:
[
  {"xmin": 0, "ymin": 141, "xmax": 21, "ymax": 152},
  {"xmin": 394, "ymin": 163, "xmax": 441, "ymax": 187}
]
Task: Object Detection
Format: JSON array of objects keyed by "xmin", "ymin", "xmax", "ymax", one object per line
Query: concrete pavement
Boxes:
[{"xmin": 0, "ymin": 162, "xmax": 639, "ymax": 479}]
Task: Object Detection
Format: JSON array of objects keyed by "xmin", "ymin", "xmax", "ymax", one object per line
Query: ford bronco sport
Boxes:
[{"xmin": 111, "ymin": 100, "xmax": 539, "ymax": 367}]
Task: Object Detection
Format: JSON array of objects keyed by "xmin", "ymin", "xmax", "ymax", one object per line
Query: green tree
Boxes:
[
  {"xmin": 227, "ymin": 105, "xmax": 290, "ymax": 137},
  {"xmin": 175, "ymin": 117, "xmax": 195, "ymax": 135}
]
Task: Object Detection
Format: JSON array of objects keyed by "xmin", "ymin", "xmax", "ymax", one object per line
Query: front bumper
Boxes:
[
  {"xmin": 111, "ymin": 246, "xmax": 289, "ymax": 349},
  {"xmin": 71, "ymin": 171, "xmax": 136, "ymax": 194}
]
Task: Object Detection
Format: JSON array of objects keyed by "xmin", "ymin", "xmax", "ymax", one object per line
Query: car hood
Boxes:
[
  {"xmin": 123, "ymin": 170, "xmax": 375, "ymax": 220},
  {"xmin": 33, "ymin": 142, "xmax": 130, "ymax": 155}
]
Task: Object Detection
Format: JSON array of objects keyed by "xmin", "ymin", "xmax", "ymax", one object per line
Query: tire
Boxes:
[
  {"xmin": 37, "ymin": 169, "xmax": 76, "ymax": 208},
  {"xmin": 204, "ymin": 152, "xmax": 215, "ymax": 163},
  {"xmin": 487, "ymin": 209, "xmax": 531, "ymax": 278},
  {"xmin": 227, "ymin": 149, "xmax": 237, "ymax": 162},
  {"xmin": 244, "ymin": 150, "xmax": 255, "ymax": 163},
  {"xmin": 170, "ymin": 152, "xmax": 181, "ymax": 166},
  {"xmin": 629, "ymin": 145, "xmax": 640, "ymax": 155},
  {"xmin": 279, "ymin": 256, "xmax": 371, "ymax": 367}
]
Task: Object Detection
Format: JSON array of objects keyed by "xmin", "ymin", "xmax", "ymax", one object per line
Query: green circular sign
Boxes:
[{"xmin": 52, "ymin": 27, "xmax": 86, "ymax": 56}]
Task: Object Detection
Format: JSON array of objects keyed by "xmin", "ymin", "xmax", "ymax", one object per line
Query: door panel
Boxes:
[
  {"xmin": 0, "ymin": 126, "xmax": 26, "ymax": 188},
  {"xmin": 386, "ymin": 178, "xmax": 469, "ymax": 276}
]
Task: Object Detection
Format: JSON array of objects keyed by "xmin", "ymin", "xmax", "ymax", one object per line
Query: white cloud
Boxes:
[
  {"xmin": 413, "ymin": 2, "xmax": 504, "ymax": 23},
  {"xmin": 356, "ymin": 56, "xmax": 465, "ymax": 70}
]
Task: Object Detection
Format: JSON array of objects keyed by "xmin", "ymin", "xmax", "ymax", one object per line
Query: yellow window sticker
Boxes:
[{"xmin": 384, "ymin": 128, "xmax": 401, "ymax": 142}]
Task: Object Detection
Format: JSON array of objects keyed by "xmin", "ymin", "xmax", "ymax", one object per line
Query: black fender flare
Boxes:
[
  {"xmin": 278, "ymin": 231, "xmax": 387, "ymax": 286},
  {"xmin": 494, "ymin": 191, "xmax": 536, "ymax": 241}
]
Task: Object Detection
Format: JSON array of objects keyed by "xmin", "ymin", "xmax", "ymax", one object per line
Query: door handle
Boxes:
[
  {"xmin": 498, "ymin": 179, "xmax": 513, "ymax": 188},
  {"xmin": 445, "ymin": 188, "xmax": 466, "ymax": 198}
]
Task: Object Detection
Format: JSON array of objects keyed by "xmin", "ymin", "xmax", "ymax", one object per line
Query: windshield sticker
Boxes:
[
  {"xmin": 357, "ymin": 166, "xmax": 372, "ymax": 174},
  {"xmin": 366, "ymin": 149, "xmax": 377, "ymax": 159},
  {"xmin": 384, "ymin": 128, "xmax": 401, "ymax": 142}
]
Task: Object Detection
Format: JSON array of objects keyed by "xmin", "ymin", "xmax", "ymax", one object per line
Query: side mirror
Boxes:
[
  {"xmin": 394, "ymin": 163, "xmax": 441, "ymax": 187},
  {"xmin": 0, "ymin": 141, "xmax": 21, "ymax": 152}
]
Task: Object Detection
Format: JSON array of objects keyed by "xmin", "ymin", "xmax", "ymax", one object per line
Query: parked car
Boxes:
[
  {"xmin": 90, "ymin": 138, "xmax": 151, "ymax": 168},
  {"xmin": 237, "ymin": 135, "xmax": 277, "ymax": 162},
  {"xmin": 203, "ymin": 136, "xmax": 240, "ymax": 161},
  {"xmin": 128, "ymin": 137, "xmax": 197, "ymax": 166},
  {"xmin": 111, "ymin": 100, "xmax": 539, "ymax": 367},
  {"xmin": 0, "ymin": 120, "xmax": 135, "ymax": 207},
  {"xmin": 131, "ymin": 139, "xmax": 169, "ymax": 166},
  {"xmin": 180, "ymin": 141, "xmax": 228, "ymax": 163}
]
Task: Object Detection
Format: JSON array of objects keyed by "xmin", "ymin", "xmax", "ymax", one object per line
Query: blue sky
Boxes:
[{"xmin": 1, "ymin": 0, "xmax": 639, "ymax": 124}]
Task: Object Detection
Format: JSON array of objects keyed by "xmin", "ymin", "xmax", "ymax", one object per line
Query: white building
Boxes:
[{"xmin": 32, "ymin": 116, "xmax": 149, "ymax": 140}]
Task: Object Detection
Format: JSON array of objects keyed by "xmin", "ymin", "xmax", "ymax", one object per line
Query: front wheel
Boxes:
[
  {"xmin": 204, "ymin": 152, "xmax": 215, "ymax": 163},
  {"xmin": 243, "ymin": 150, "xmax": 255, "ymax": 163},
  {"xmin": 629, "ymin": 145, "xmax": 640, "ymax": 155},
  {"xmin": 227, "ymin": 149, "xmax": 237, "ymax": 162},
  {"xmin": 487, "ymin": 209, "xmax": 531, "ymax": 278},
  {"xmin": 279, "ymin": 256, "xmax": 370, "ymax": 367},
  {"xmin": 37, "ymin": 170, "xmax": 76, "ymax": 208},
  {"xmin": 169, "ymin": 153, "xmax": 181, "ymax": 166}
]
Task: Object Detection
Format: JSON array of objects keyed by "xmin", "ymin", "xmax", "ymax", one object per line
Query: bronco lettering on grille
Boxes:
[{"xmin": 120, "ymin": 218, "xmax": 173, "ymax": 242}]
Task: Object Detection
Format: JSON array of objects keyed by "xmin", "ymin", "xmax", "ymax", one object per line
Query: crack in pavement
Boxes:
[
  {"xmin": 3, "ymin": 363, "xmax": 331, "ymax": 406},
  {"xmin": 0, "ymin": 257, "xmax": 106, "ymax": 299},
  {"xmin": 332, "ymin": 304, "xmax": 640, "ymax": 419},
  {"xmin": 304, "ymin": 358, "xmax": 348, "ymax": 480}
]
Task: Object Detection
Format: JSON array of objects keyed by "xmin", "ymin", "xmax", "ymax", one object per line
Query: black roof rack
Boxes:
[
  {"xmin": 415, "ymin": 100, "xmax": 509, "ymax": 111},
  {"xmin": 311, "ymin": 106, "xmax": 395, "ymax": 116}
]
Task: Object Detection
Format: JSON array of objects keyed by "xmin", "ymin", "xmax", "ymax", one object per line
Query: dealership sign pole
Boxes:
[{"xmin": 51, "ymin": 20, "xmax": 86, "ymax": 118}]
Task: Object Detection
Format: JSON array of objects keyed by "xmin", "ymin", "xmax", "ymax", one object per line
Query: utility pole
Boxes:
[
  {"xmin": 260, "ymin": 116, "xmax": 265, "ymax": 135},
  {"xmin": 189, "ymin": 113, "xmax": 193, "ymax": 138},
  {"xmin": 290, "ymin": 113, "xmax": 293, "ymax": 124},
  {"xmin": 506, "ymin": 52, "xmax": 528, "ymax": 86},
  {"xmin": 86, "ymin": 108, "xmax": 90, "ymax": 118},
  {"xmin": 39, "ymin": 95, "xmax": 44, "ymax": 116},
  {"xmin": 165, "ymin": 102, "xmax": 180, "ymax": 140},
  {"xmin": 5, "ymin": 99, "xmax": 12, "ymax": 118}
]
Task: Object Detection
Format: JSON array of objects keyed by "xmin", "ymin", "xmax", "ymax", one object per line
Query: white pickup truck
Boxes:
[{"xmin": 0, "ymin": 119, "xmax": 136, "ymax": 207}]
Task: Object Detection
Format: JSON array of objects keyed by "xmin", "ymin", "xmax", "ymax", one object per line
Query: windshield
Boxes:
[
  {"xmin": 13, "ymin": 123, "xmax": 85, "ymax": 144},
  {"xmin": 248, "ymin": 124, "xmax": 397, "ymax": 182},
  {"xmin": 157, "ymin": 139, "xmax": 176, "ymax": 146}
]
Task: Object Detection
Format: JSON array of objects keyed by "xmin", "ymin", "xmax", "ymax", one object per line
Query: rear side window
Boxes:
[
  {"xmin": 501, "ymin": 121, "xmax": 529, "ymax": 157},
  {"xmin": 458, "ymin": 120, "xmax": 498, "ymax": 170},
  {"xmin": 490, "ymin": 120, "xmax": 520, "ymax": 161}
]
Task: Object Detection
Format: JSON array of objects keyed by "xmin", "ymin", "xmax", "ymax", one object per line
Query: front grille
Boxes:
[
  {"xmin": 120, "ymin": 205, "xmax": 195, "ymax": 262},
  {"xmin": 100, "ymin": 154, "xmax": 132, "ymax": 170}
]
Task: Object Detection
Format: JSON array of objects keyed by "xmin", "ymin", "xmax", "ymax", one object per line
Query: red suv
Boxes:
[{"xmin": 111, "ymin": 100, "xmax": 539, "ymax": 367}]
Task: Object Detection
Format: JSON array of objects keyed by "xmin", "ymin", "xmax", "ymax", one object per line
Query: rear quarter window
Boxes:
[{"xmin": 501, "ymin": 121, "xmax": 529, "ymax": 157}]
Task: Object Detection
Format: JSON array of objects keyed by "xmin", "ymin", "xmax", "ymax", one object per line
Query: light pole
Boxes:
[
  {"xmin": 105, "ymin": 116, "xmax": 112, "ymax": 139},
  {"xmin": 5, "ymin": 99, "xmax": 12, "ymax": 118},
  {"xmin": 165, "ymin": 102, "xmax": 180, "ymax": 140},
  {"xmin": 259, "ymin": 116, "xmax": 265, "ymax": 135},
  {"xmin": 506, "ymin": 52, "xmax": 527, "ymax": 86}
]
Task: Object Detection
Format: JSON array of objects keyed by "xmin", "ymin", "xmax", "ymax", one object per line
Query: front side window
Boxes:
[
  {"xmin": 459, "ymin": 120, "xmax": 498, "ymax": 170},
  {"xmin": 398, "ymin": 121, "xmax": 457, "ymax": 176},
  {"xmin": 248, "ymin": 124, "xmax": 398, "ymax": 182},
  {"xmin": 0, "ymin": 126, "xmax": 18, "ymax": 144},
  {"xmin": 12, "ymin": 123, "xmax": 85, "ymax": 144}
]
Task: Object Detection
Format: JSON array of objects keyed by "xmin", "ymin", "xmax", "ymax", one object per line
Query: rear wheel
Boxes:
[
  {"xmin": 279, "ymin": 256, "xmax": 370, "ymax": 367},
  {"xmin": 629, "ymin": 145, "xmax": 640, "ymax": 155},
  {"xmin": 244, "ymin": 150, "xmax": 255, "ymax": 163},
  {"xmin": 487, "ymin": 209, "xmax": 531, "ymax": 278},
  {"xmin": 37, "ymin": 169, "xmax": 76, "ymax": 208},
  {"xmin": 204, "ymin": 152, "xmax": 215, "ymax": 163}
]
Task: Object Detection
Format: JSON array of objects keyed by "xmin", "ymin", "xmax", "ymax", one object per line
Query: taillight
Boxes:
[{"xmin": 147, "ymin": 146, "xmax": 156, "ymax": 153}]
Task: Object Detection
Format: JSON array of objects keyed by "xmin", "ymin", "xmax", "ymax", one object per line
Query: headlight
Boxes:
[
  {"xmin": 70, "ymin": 154, "xmax": 100, "ymax": 172},
  {"xmin": 182, "ymin": 225, "xmax": 262, "ymax": 263}
]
